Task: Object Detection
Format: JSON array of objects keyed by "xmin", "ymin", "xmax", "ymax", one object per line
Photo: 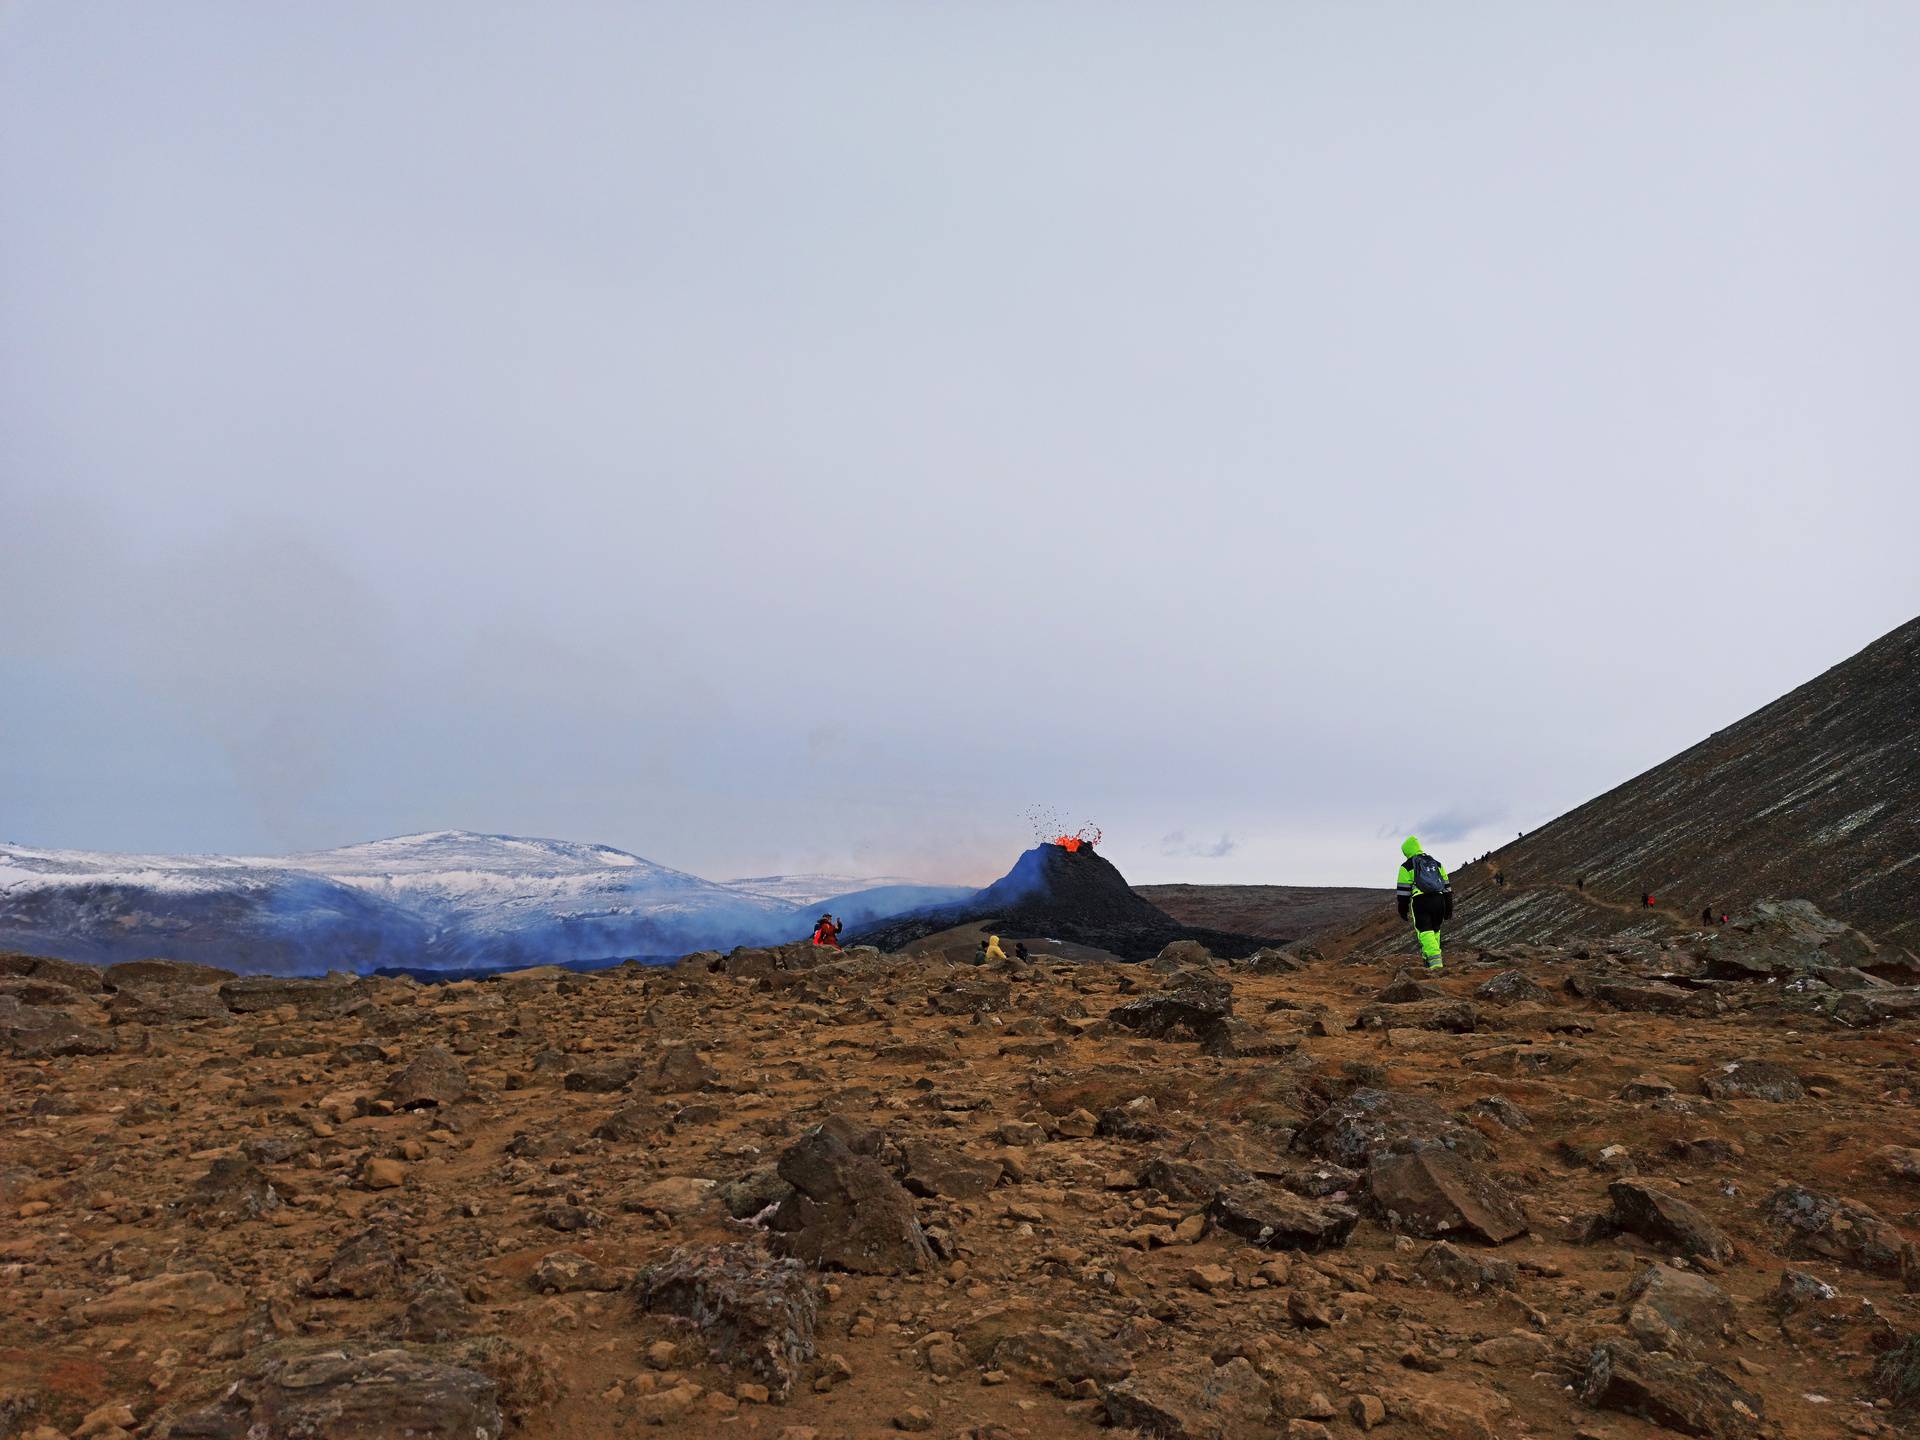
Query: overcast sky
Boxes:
[{"xmin": 3, "ymin": 3, "xmax": 1916, "ymax": 888}]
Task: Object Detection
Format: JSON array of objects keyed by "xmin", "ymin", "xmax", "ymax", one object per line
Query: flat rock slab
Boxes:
[
  {"xmin": 1607, "ymin": 1182, "xmax": 1735, "ymax": 1263},
  {"xmin": 1208, "ymin": 1182, "xmax": 1359, "ymax": 1251},
  {"xmin": 1102, "ymin": 1356, "xmax": 1275, "ymax": 1440},
  {"xmin": 1368, "ymin": 1150, "xmax": 1528, "ymax": 1244},
  {"xmin": 172, "ymin": 1344, "xmax": 504, "ymax": 1440},
  {"xmin": 1700, "ymin": 1059, "xmax": 1805, "ymax": 1102}
]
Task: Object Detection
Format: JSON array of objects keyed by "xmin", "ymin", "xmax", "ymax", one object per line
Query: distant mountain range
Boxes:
[{"xmin": 0, "ymin": 830, "xmax": 972, "ymax": 976}]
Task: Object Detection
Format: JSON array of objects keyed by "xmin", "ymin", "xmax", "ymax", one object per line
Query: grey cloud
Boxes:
[
  {"xmin": 1162, "ymin": 831, "xmax": 1239, "ymax": 860},
  {"xmin": 2, "ymin": 5, "xmax": 1916, "ymax": 887}
]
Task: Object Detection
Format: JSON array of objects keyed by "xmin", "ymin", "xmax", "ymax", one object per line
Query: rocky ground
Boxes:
[
  {"xmin": 4, "ymin": 914, "xmax": 1920, "ymax": 1440},
  {"xmin": 1134, "ymin": 888, "xmax": 1383, "ymax": 943}
]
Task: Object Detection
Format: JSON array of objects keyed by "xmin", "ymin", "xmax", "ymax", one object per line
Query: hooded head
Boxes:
[{"xmin": 1402, "ymin": 835, "xmax": 1424, "ymax": 859}]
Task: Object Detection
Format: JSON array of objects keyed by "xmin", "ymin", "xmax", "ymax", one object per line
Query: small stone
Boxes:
[
  {"xmin": 895, "ymin": 1406, "xmax": 934, "ymax": 1431},
  {"xmin": 1351, "ymin": 1393, "xmax": 1387, "ymax": 1429},
  {"xmin": 360, "ymin": 1157, "xmax": 406, "ymax": 1191},
  {"xmin": 1186, "ymin": 1263, "xmax": 1234, "ymax": 1293}
]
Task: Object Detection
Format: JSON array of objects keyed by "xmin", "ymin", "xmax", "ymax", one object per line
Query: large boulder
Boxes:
[
  {"xmin": 1577, "ymin": 1341, "xmax": 1765, "ymax": 1438},
  {"xmin": 0, "ymin": 952, "xmax": 105, "ymax": 993},
  {"xmin": 1293, "ymin": 1088, "xmax": 1491, "ymax": 1167},
  {"xmin": 378, "ymin": 1045, "xmax": 470, "ymax": 1109},
  {"xmin": 1762, "ymin": 1184, "xmax": 1917, "ymax": 1282},
  {"xmin": 0, "ymin": 995, "xmax": 114, "ymax": 1058},
  {"xmin": 1367, "ymin": 1150, "xmax": 1528, "ymax": 1244},
  {"xmin": 768, "ymin": 1127, "xmax": 934, "ymax": 1274},
  {"xmin": 1109, "ymin": 977, "xmax": 1233, "ymax": 1046},
  {"xmin": 633, "ymin": 1243, "xmax": 819, "ymax": 1402},
  {"xmin": 219, "ymin": 974, "xmax": 368, "ymax": 1018},
  {"xmin": 307, "ymin": 1228, "xmax": 404, "ymax": 1300},
  {"xmin": 1607, "ymin": 1182, "xmax": 1735, "ymax": 1263},
  {"xmin": 1624, "ymin": 1264, "xmax": 1736, "ymax": 1352}
]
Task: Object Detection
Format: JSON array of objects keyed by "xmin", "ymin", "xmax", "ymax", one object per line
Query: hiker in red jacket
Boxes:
[{"xmin": 810, "ymin": 914, "xmax": 842, "ymax": 948}]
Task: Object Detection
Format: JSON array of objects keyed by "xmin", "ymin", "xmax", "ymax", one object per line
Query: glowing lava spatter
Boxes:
[{"xmin": 1024, "ymin": 806, "xmax": 1101, "ymax": 853}]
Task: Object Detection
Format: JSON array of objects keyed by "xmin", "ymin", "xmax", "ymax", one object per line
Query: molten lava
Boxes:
[{"xmin": 1050, "ymin": 827, "xmax": 1103, "ymax": 854}]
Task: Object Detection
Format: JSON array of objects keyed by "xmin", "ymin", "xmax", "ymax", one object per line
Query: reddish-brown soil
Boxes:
[{"xmin": 3, "ymin": 934, "xmax": 1918, "ymax": 1440}]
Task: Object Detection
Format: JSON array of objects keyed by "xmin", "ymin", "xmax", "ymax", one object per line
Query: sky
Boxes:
[{"xmin": 3, "ymin": 3, "xmax": 1917, "ymax": 889}]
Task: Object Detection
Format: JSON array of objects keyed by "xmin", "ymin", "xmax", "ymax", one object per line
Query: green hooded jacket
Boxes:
[{"xmin": 1396, "ymin": 835, "xmax": 1449, "ymax": 921}]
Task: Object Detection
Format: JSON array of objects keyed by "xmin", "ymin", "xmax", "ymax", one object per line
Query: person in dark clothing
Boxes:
[
  {"xmin": 1014, "ymin": 942, "xmax": 1028, "ymax": 961},
  {"xmin": 1701, "ymin": 906, "xmax": 1714, "ymax": 925},
  {"xmin": 1494, "ymin": 871, "xmax": 1505, "ymax": 887},
  {"xmin": 1641, "ymin": 892, "xmax": 1653, "ymax": 907},
  {"xmin": 1577, "ymin": 876, "xmax": 1586, "ymax": 891}
]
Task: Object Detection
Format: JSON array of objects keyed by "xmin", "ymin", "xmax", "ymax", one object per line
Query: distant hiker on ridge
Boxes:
[
  {"xmin": 1395, "ymin": 836, "xmax": 1453, "ymax": 973},
  {"xmin": 1701, "ymin": 906, "xmax": 1714, "ymax": 925},
  {"xmin": 811, "ymin": 913, "xmax": 842, "ymax": 948}
]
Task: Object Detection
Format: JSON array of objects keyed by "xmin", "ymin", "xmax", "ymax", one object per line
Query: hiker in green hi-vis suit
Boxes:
[{"xmin": 1395, "ymin": 835, "xmax": 1454, "ymax": 972}]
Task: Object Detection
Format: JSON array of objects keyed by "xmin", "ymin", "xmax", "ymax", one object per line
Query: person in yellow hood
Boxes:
[
  {"xmin": 983, "ymin": 934, "xmax": 1007, "ymax": 962},
  {"xmin": 1395, "ymin": 836, "xmax": 1453, "ymax": 972}
]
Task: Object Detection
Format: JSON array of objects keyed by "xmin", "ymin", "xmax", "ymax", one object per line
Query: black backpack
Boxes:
[{"xmin": 1407, "ymin": 852, "xmax": 1450, "ymax": 897}]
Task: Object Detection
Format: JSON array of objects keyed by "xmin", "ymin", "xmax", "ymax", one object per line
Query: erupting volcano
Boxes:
[{"xmin": 853, "ymin": 834, "xmax": 1276, "ymax": 961}]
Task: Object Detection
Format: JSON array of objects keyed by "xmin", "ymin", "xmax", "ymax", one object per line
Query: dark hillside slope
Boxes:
[{"xmin": 1350, "ymin": 614, "xmax": 1920, "ymax": 956}]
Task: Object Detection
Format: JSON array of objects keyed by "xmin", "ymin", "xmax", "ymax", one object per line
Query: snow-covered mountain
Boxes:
[
  {"xmin": 725, "ymin": 873, "xmax": 922, "ymax": 905},
  {"xmin": 0, "ymin": 831, "xmax": 943, "ymax": 976}
]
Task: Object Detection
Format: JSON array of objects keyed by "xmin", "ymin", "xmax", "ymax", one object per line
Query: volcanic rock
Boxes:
[
  {"xmin": 1366, "ymin": 1150, "xmax": 1528, "ymax": 1243},
  {"xmin": 182, "ymin": 1158, "xmax": 281, "ymax": 1222},
  {"xmin": 1102, "ymin": 1356, "xmax": 1277, "ymax": 1440},
  {"xmin": 379, "ymin": 1045, "xmax": 470, "ymax": 1108},
  {"xmin": 1606, "ymin": 1182, "xmax": 1734, "ymax": 1263},
  {"xmin": 1762, "ymin": 1183, "xmax": 1917, "ymax": 1280},
  {"xmin": 399, "ymin": 1269, "xmax": 476, "ymax": 1343},
  {"xmin": 1207, "ymin": 1183, "xmax": 1358, "ymax": 1251},
  {"xmin": 1577, "ymin": 1341, "xmax": 1765, "ymax": 1438},
  {"xmin": 1355, "ymin": 999, "xmax": 1480, "ymax": 1033},
  {"xmin": 219, "ymin": 973, "xmax": 368, "ymax": 1017},
  {"xmin": 104, "ymin": 984, "xmax": 229, "ymax": 1025},
  {"xmin": 76, "ymin": 1270, "xmax": 246, "ymax": 1324},
  {"xmin": 0, "ymin": 952, "xmax": 106, "ymax": 992},
  {"xmin": 308, "ymin": 1227, "xmax": 404, "ymax": 1299},
  {"xmin": 900, "ymin": 1140, "xmax": 1002, "ymax": 1200},
  {"xmin": 103, "ymin": 958, "xmax": 236, "ymax": 989},
  {"xmin": 0, "ymin": 996, "xmax": 114, "ymax": 1057},
  {"xmin": 768, "ymin": 1127, "xmax": 935, "ymax": 1274},
  {"xmin": 1473, "ymin": 970, "xmax": 1551, "ymax": 1004},
  {"xmin": 531, "ymin": 1250, "xmax": 625, "ymax": 1294},
  {"xmin": 1416, "ymin": 1241, "xmax": 1515, "ymax": 1293},
  {"xmin": 634, "ymin": 1244, "xmax": 819, "ymax": 1402},
  {"xmin": 1568, "ymin": 973, "xmax": 1723, "ymax": 1019},
  {"xmin": 563, "ymin": 1057, "xmax": 639, "ymax": 1092},
  {"xmin": 1698, "ymin": 1059, "xmax": 1805, "ymax": 1102},
  {"xmin": 1293, "ymin": 1088, "xmax": 1490, "ymax": 1167},
  {"xmin": 1108, "ymin": 976, "xmax": 1234, "ymax": 1045},
  {"xmin": 1624, "ymin": 1263, "xmax": 1735, "ymax": 1352},
  {"xmin": 170, "ymin": 1344, "xmax": 504, "ymax": 1440}
]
